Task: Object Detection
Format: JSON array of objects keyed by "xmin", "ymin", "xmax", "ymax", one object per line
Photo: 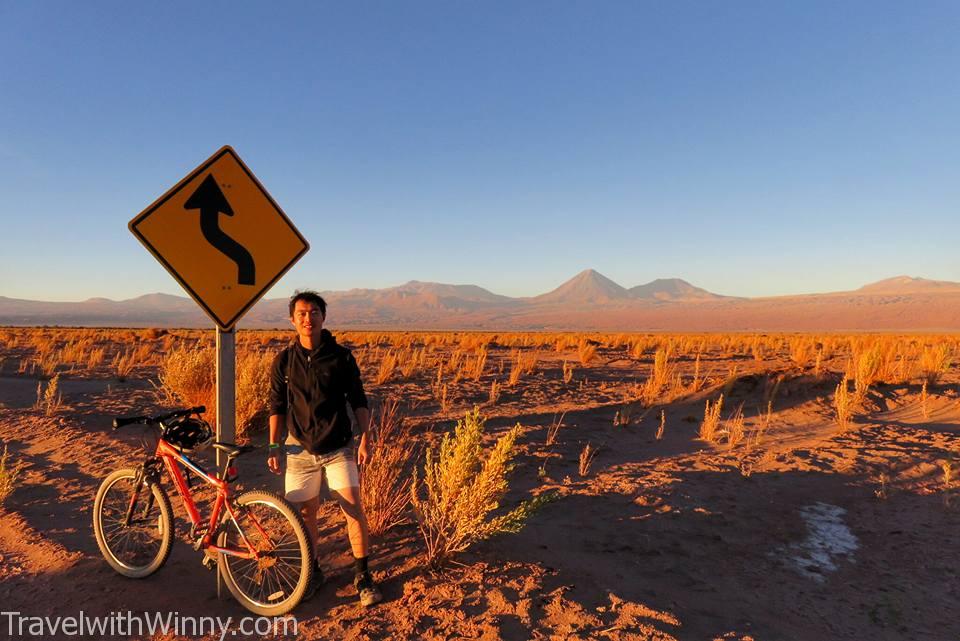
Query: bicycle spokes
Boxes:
[
  {"xmin": 222, "ymin": 500, "xmax": 307, "ymax": 605},
  {"xmin": 101, "ymin": 477, "xmax": 166, "ymax": 567}
]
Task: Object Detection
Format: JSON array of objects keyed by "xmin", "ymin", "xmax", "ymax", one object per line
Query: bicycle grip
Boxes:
[
  {"xmin": 112, "ymin": 416, "xmax": 147, "ymax": 429},
  {"xmin": 191, "ymin": 406, "xmax": 206, "ymax": 414}
]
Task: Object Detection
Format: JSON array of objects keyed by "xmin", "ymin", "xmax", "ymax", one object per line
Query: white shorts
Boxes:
[{"xmin": 284, "ymin": 441, "xmax": 359, "ymax": 503}]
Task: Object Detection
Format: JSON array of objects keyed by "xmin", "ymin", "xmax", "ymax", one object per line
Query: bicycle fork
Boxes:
[{"xmin": 123, "ymin": 465, "xmax": 157, "ymax": 527}]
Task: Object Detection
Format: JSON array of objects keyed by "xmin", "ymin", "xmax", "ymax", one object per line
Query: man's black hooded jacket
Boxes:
[{"xmin": 268, "ymin": 329, "xmax": 368, "ymax": 455}]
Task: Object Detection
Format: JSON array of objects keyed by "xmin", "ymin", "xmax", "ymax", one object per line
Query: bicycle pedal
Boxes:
[{"xmin": 201, "ymin": 555, "xmax": 217, "ymax": 571}]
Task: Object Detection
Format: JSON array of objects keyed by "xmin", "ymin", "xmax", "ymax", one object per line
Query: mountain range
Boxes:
[{"xmin": 3, "ymin": 271, "xmax": 960, "ymax": 331}]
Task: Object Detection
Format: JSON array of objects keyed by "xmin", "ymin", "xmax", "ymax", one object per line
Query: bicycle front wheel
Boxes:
[
  {"xmin": 218, "ymin": 490, "xmax": 312, "ymax": 616},
  {"xmin": 93, "ymin": 468, "xmax": 174, "ymax": 578}
]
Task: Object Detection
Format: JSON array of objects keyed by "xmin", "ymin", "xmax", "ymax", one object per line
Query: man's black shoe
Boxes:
[
  {"xmin": 354, "ymin": 572, "xmax": 383, "ymax": 607},
  {"xmin": 302, "ymin": 559, "xmax": 325, "ymax": 601}
]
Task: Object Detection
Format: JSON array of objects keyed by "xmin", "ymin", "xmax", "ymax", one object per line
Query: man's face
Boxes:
[{"xmin": 291, "ymin": 300, "xmax": 324, "ymax": 342}]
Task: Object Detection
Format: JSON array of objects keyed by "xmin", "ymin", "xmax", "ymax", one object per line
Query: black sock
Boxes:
[{"xmin": 354, "ymin": 555, "xmax": 369, "ymax": 577}]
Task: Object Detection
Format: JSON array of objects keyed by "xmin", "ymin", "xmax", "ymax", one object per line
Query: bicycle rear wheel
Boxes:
[
  {"xmin": 218, "ymin": 490, "xmax": 312, "ymax": 616},
  {"xmin": 93, "ymin": 468, "xmax": 173, "ymax": 578}
]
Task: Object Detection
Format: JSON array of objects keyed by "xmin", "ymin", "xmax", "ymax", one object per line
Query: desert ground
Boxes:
[{"xmin": 1, "ymin": 328, "xmax": 959, "ymax": 640}]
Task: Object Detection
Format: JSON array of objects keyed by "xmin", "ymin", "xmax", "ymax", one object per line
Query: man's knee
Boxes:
[
  {"xmin": 331, "ymin": 487, "xmax": 366, "ymax": 522},
  {"xmin": 298, "ymin": 496, "xmax": 320, "ymax": 519}
]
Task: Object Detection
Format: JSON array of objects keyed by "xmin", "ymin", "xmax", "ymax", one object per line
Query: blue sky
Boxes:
[{"xmin": 1, "ymin": 1, "xmax": 958, "ymax": 301}]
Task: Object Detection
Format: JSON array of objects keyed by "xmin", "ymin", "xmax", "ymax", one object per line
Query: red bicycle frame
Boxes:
[{"xmin": 152, "ymin": 439, "xmax": 267, "ymax": 560}]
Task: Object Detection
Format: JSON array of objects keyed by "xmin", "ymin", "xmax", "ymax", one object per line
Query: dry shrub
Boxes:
[
  {"xmin": 159, "ymin": 345, "xmax": 216, "ymax": 426},
  {"xmin": 790, "ymin": 337, "xmax": 814, "ymax": 369},
  {"xmin": 919, "ymin": 345, "xmax": 951, "ymax": 385},
  {"xmin": 0, "ymin": 445, "xmax": 23, "ymax": 505},
  {"xmin": 143, "ymin": 328, "xmax": 168, "ymax": 340},
  {"xmin": 577, "ymin": 339, "xmax": 597, "ymax": 365},
  {"xmin": 376, "ymin": 349, "xmax": 399, "ymax": 385},
  {"xmin": 410, "ymin": 407, "xmax": 538, "ymax": 568},
  {"xmin": 852, "ymin": 345, "xmax": 882, "ymax": 400},
  {"xmin": 361, "ymin": 397, "xmax": 416, "ymax": 536},
  {"xmin": 236, "ymin": 350, "xmax": 273, "ymax": 442},
  {"xmin": 562, "ymin": 360, "xmax": 575, "ymax": 384}
]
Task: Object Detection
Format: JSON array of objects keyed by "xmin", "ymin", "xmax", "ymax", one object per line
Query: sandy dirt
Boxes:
[{"xmin": 1, "ymin": 332, "xmax": 959, "ymax": 640}]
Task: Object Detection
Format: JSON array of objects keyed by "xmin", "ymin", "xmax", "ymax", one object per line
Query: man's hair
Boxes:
[{"xmin": 288, "ymin": 290, "xmax": 327, "ymax": 318}]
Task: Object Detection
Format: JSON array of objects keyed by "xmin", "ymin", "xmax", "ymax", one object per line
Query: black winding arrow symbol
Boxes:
[{"xmin": 184, "ymin": 174, "xmax": 256, "ymax": 286}]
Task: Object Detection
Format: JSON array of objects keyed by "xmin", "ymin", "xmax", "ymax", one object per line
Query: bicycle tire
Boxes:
[
  {"xmin": 218, "ymin": 490, "xmax": 313, "ymax": 616},
  {"xmin": 93, "ymin": 468, "xmax": 174, "ymax": 578}
]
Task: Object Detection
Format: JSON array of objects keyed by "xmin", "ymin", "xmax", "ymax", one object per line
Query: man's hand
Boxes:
[
  {"xmin": 357, "ymin": 433, "xmax": 374, "ymax": 466},
  {"xmin": 267, "ymin": 450, "xmax": 282, "ymax": 475}
]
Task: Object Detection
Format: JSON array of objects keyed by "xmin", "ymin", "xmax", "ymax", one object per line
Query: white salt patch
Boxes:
[{"xmin": 779, "ymin": 502, "xmax": 859, "ymax": 582}]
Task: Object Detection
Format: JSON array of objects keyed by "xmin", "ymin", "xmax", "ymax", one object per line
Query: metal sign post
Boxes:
[{"xmin": 215, "ymin": 326, "xmax": 235, "ymax": 598}]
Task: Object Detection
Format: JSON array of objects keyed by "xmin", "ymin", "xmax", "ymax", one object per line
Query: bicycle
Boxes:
[{"xmin": 92, "ymin": 406, "xmax": 313, "ymax": 616}]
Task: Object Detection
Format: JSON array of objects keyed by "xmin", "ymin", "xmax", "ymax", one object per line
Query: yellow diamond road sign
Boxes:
[{"xmin": 129, "ymin": 146, "xmax": 309, "ymax": 330}]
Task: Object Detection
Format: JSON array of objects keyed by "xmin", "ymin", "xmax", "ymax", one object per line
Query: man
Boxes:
[{"xmin": 267, "ymin": 290, "xmax": 383, "ymax": 607}]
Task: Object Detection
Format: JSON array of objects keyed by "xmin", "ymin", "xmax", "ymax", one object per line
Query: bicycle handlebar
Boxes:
[{"xmin": 112, "ymin": 406, "xmax": 206, "ymax": 430}]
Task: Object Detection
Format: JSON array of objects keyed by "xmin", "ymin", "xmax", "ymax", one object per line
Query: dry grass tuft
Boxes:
[
  {"xmin": 942, "ymin": 459, "xmax": 954, "ymax": 508},
  {"xmin": 920, "ymin": 380, "xmax": 929, "ymax": 420},
  {"xmin": 545, "ymin": 411, "xmax": 566, "ymax": 446},
  {"xmin": 641, "ymin": 348, "xmax": 673, "ymax": 405},
  {"xmin": 507, "ymin": 349, "xmax": 538, "ymax": 386},
  {"xmin": 724, "ymin": 404, "xmax": 746, "ymax": 449},
  {"xmin": 488, "ymin": 379, "xmax": 501, "ymax": 405},
  {"xmin": 578, "ymin": 442, "xmax": 597, "ymax": 476},
  {"xmin": 376, "ymin": 349, "xmax": 399, "ymax": 385},
  {"xmin": 0, "ymin": 445, "xmax": 23, "ymax": 505},
  {"xmin": 112, "ymin": 348, "xmax": 137, "ymax": 381},
  {"xmin": 835, "ymin": 376, "xmax": 853, "ymax": 430},
  {"xmin": 36, "ymin": 374, "xmax": 63, "ymax": 416},
  {"xmin": 577, "ymin": 339, "xmax": 598, "ymax": 365},
  {"xmin": 699, "ymin": 395, "xmax": 724, "ymax": 443},
  {"xmin": 362, "ymin": 397, "xmax": 417, "ymax": 536}
]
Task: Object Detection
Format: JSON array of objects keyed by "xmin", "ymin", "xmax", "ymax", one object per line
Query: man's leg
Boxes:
[
  {"xmin": 329, "ymin": 485, "xmax": 370, "ymax": 558},
  {"xmin": 297, "ymin": 495, "xmax": 322, "ymax": 561},
  {"xmin": 284, "ymin": 446, "xmax": 324, "ymax": 588},
  {"xmin": 327, "ymin": 449, "xmax": 382, "ymax": 606}
]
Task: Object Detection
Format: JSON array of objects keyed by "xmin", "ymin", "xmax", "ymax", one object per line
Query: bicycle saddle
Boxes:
[{"xmin": 211, "ymin": 442, "xmax": 258, "ymax": 458}]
